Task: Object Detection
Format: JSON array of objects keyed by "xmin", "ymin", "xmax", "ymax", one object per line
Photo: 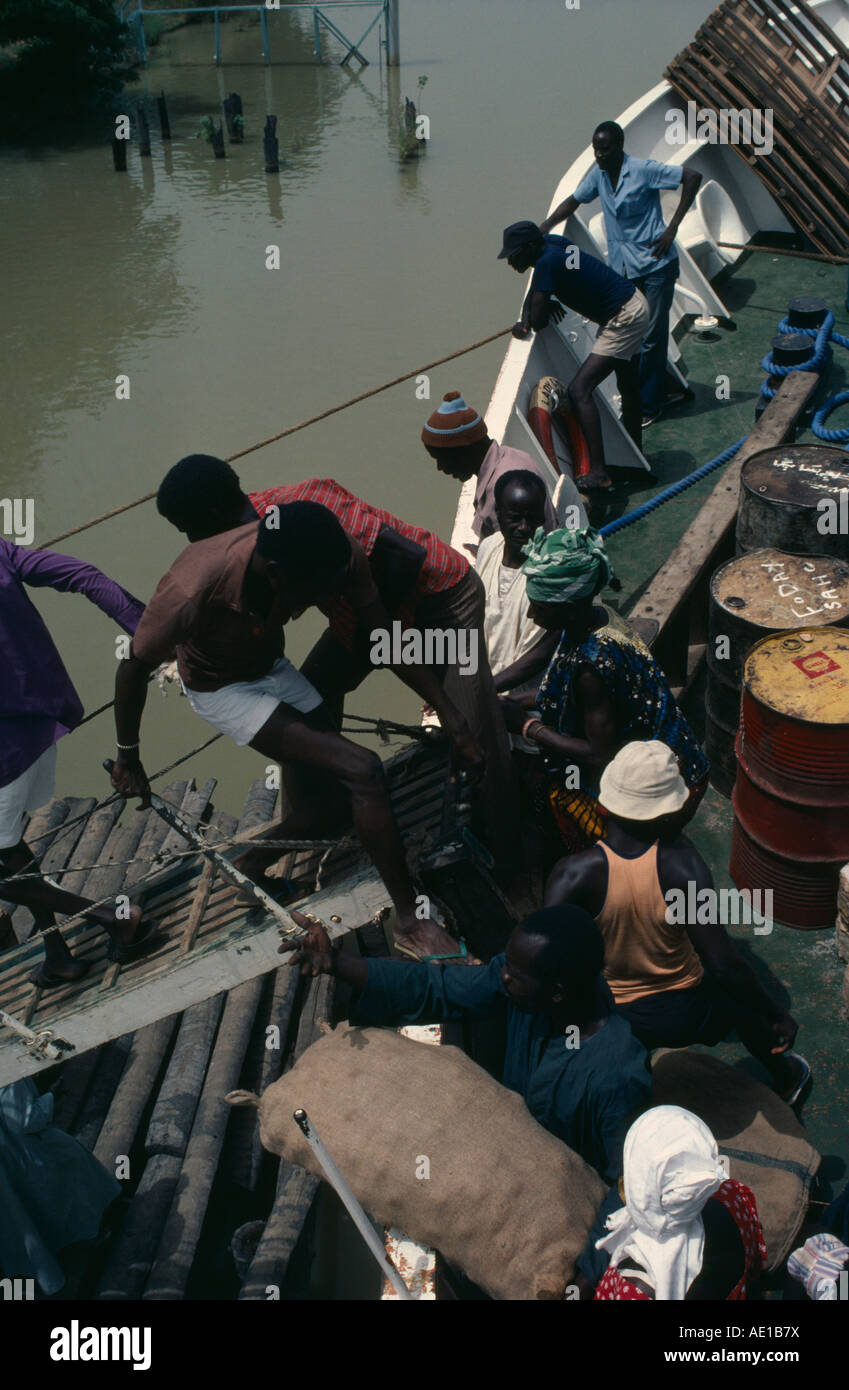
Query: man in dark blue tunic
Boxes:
[{"xmin": 291, "ymin": 903, "xmax": 650, "ymax": 1188}]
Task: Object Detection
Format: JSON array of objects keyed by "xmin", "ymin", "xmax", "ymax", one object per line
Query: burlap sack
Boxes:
[
  {"xmin": 228, "ymin": 1023, "xmax": 606, "ymax": 1300},
  {"xmin": 651, "ymin": 1051, "xmax": 820, "ymax": 1270}
]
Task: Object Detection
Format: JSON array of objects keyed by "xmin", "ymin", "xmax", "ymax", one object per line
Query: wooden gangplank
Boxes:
[
  {"xmin": 0, "ymin": 742, "xmax": 450, "ymax": 1087},
  {"xmin": 627, "ymin": 371, "xmax": 820, "ymax": 684},
  {"xmin": 665, "ymin": 0, "xmax": 849, "ymax": 256}
]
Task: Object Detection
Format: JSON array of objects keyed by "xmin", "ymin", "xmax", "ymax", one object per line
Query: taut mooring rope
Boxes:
[{"xmin": 41, "ymin": 325, "xmax": 513, "ymax": 549}]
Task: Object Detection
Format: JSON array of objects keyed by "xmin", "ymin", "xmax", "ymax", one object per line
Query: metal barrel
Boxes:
[
  {"xmin": 704, "ymin": 699, "xmax": 738, "ymax": 797},
  {"xmin": 735, "ymin": 444, "xmax": 849, "ymax": 558},
  {"xmin": 705, "ymin": 549, "xmax": 849, "ymax": 796},
  {"xmin": 730, "ymin": 626, "xmax": 849, "ymax": 929}
]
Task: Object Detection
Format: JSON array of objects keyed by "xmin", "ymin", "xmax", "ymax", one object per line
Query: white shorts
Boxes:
[
  {"xmin": 184, "ymin": 657, "xmax": 323, "ymax": 747},
  {"xmin": 0, "ymin": 743, "xmax": 58, "ymax": 852}
]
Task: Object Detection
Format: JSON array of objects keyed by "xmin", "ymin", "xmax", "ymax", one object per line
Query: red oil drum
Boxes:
[{"xmin": 730, "ymin": 626, "xmax": 849, "ymax": 929}]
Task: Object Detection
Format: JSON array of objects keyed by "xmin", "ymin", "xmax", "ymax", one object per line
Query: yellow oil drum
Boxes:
[
  {"xmin": 730, "ymin": 626, "xmax": 849, "ymax": 928},
  {"xmin": 706, "ymin": 549, "xmax": 849, "ymax": 795}
]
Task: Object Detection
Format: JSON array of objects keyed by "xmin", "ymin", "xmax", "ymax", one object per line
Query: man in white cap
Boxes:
[{"xmin": 544, "ymin": 740, "xmax": 810, "ymax": 1105}]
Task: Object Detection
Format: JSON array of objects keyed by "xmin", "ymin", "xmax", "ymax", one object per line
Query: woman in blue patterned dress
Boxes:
[{"xmin": 500, "ymin": 527, "xmax": 709, "ymax": 852}]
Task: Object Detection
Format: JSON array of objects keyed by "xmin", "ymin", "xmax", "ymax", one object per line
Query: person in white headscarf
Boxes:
[{"xmin": 593, "ymin": 1105, "xmax": 766, "ymax": 1301}]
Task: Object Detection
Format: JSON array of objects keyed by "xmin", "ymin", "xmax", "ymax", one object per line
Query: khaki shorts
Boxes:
[{"xmin": 594, "ymin": 288, "xmax": 650, "ymax": 360}]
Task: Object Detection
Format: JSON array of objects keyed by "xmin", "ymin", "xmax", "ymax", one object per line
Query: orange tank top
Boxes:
[{"xmin": 596, "ymin": 842, "xmax": 704, "ymax": 1005}]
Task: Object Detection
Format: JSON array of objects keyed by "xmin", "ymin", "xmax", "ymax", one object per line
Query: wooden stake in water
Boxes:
[
  {"xmin": 292, "ymin": 1109, "xmax": 413, "ymax": 1300},
  {"xmin": 137, "ymin": 105, "xmax": 151, "ymax": 157},
  {"xmin": 263, "ymin": 115, "xmax": 279, "ymax": 174},
  {"xmin": 157, "ymin": 92, "xmax": 171, "ymax": 141},
  {"xmin": 223, "ymin": 93, "xmax": 243, "ymax": 144}
]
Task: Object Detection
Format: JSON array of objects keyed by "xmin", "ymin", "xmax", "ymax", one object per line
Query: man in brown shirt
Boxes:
[
  {"xmin": 110, "ymin": 510, "xmax": 481, "ymax": 960},
  {"xmin": 544, "ymin": 741, "xmax": 809, "ymax": 1104}
]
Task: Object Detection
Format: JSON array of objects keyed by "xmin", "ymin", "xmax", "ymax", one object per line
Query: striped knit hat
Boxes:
[{"xmin": 421, "ymin": 391, "xmax": 488, "ymax": 449}]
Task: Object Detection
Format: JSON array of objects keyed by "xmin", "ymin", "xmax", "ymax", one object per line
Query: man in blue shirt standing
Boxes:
[
  {"xmin": 540, "ymin": 121, "xmax": 701, "ymax": 427},
  {"xmin": 499, "ymin": 221, "xmax": 649, "ymax": 490}
]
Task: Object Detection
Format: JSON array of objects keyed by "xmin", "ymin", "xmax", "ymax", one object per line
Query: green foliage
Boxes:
[
  {"xmin": 196, "ymin": 115, "xmax": 216, "ymax": 143},
  {"xmin": 0, "ymin": 0, "xmax": 137, "ymax": 128}
]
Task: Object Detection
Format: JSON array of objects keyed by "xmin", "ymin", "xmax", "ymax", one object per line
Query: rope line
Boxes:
[
  {"xmin": 7, "ymin": 834, "xmax": 348, "ymax": 884},
  {"xmin": 599, "ymin": 438, "xmax": 745, "ymax": 539},
  {"xmin": 40, "ymin": 325, "xmax": 513, "ymax": 550}
]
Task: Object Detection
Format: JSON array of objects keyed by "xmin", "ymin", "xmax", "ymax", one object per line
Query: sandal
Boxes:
[
  {"xmin": 780, "ymin": 1052, "xmax": 812, "ymax": 1107},
  {"xmin": 394, "ymin": 938, "xmax": 471, "ymax": 964}
]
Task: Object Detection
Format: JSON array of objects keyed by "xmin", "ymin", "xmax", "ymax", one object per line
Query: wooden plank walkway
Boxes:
[{"xmin": 1, "ymin": 742, "xmax": 463, "ymax": 1299}]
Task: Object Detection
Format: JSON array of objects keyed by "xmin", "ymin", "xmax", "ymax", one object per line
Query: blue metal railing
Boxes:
[{"xmin": 125, "ymin": 2, "xmax": 388, "ymax": 66}]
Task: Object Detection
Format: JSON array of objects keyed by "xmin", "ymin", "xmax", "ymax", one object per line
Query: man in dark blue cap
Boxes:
[{"xmin": 498, "ymin": 220, "xmax": 648, "ymax": 490}]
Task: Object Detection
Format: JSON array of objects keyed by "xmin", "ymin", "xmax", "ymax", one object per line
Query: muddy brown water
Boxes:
[{"xmin": 2, "ymin": 0, "xmax": 717, "ymax": 818}]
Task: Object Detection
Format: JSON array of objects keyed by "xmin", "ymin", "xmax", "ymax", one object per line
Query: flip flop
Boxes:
[
  {"xmin": 780, "ymin": 1052, "xmax": 812, "ymax": 1107},
  {"xmin": 394, "ymin": 939, "xmax": 470, "ymax": 964},
  {"xmin": 106, "ymin": 920, "xmax": 163, "ymax": 965},
  {"xmin": 29, "ymin": 961, "xmax": 92, "ymax": 990}
]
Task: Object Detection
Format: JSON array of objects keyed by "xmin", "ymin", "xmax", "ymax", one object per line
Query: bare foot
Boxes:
[
  {"xmin": 31, "ymin": 958, "xmax": 91, "ymax": 987},
  {"xmin": 97, "ymin": 903, "xmax": 145, "ymax": 949}
]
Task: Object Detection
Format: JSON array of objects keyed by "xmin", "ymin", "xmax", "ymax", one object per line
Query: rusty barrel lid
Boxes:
[
  {"xmin": 739, "ymin": 626, "xmax": 849, "ymax": 799},
  {"xmin": 708, "ymin": 549, "xmax": 849, "ymax": 687},
  {"xmin": 740, "ymin": 444, "xmax": 849, "ymax": 510},
  {"xmin": 711, "ymin": 549, "xmax": 849, "ymax": 632},
  {"xmin": 736, "ymin": 444, "xmax": 849, "ymax": 558}
]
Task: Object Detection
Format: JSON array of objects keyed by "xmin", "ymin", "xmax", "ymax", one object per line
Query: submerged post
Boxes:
[
  {"xmin": 263, "ymin": 114, "xmax": 279, "ymax": 174},
  {"xmin": 313, "ymin": 7, "xmax": 323, "ymax": 63},
  {"xmin": 385, "ymin": 0, "xmax": 399, "ymax": 65},
  {"xmin": 112, "ymin": 137, "xmax": 128, "ymax": 172},
  {"xmin": 260, "ymin": 6, "xmax": 271, "ymax": 64},
  {"xmin": 137, "ymin": 105, "xmax": 152, "ymax": 156},
  {"xmin": 223, "ymin": 92, "xmax": 243, "ymax": 142},
  {"xmin": 214, "ymin": 9, "xmax": 222, "ymax": 65},
  {"xmin": 157, "ymin": 91, "xmax": 171, "ymax": 140}
]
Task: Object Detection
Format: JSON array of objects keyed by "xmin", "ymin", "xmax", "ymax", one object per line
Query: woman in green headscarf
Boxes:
[{"xmin": 500, "ymin": 527, "xmax": 708, "ymax": 856}]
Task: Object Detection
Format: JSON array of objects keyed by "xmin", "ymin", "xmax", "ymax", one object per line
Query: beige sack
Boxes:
[
  {"xmin": 229, "ymin": 1022, "xmax": 606, "ymax": 1300},
  {"xmin": 651, "ymin": 1050, "xmax": 820, "ymax": 1270}
]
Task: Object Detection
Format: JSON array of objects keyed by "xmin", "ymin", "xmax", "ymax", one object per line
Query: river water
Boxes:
[{"xmin": 2, "ymin": 0, "xmax": 719, "ymax": 816}]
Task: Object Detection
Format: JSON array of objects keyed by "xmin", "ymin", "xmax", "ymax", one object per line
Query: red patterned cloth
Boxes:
[
  {"xmin": 594, "ymin": 1179, "xmax": 766, "ymax": 1301},
  {"xmin": 250, "ymin": 480, "xmax": 468, "ymax": 648}
]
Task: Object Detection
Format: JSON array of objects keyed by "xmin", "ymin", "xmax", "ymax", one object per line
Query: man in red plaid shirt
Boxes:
[{"xmin": 144, "ymin": 457, "xmax": 517, "ymax": 948}]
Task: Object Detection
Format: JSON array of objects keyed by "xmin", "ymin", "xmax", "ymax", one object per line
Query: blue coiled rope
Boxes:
[
  {"xmin": 761, "ymin": 310, "xmax": 849, "ymax": 444},
  {"xmin": 599, "ymin": 437, "xmax": 744, "ymax": 538}
]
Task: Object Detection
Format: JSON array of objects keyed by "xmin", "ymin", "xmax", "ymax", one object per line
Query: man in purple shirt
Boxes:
[{"xmin": 0, "ymin": 540, "xmax": 152, "ymax": 986}]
